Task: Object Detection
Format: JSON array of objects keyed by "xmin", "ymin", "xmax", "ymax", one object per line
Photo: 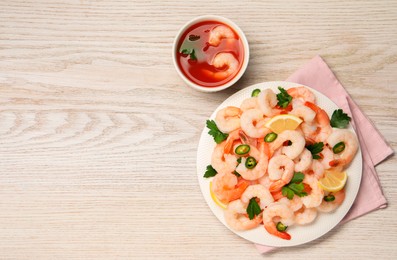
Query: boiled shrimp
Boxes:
[
  {"xmin": 211, "ymin": 142, "xmax": 238, "ymax": 174},
  {"xmin": 215, "ymin": 106, "xmax": 241, "ymax": 134},
  {"xmin": 224, "ymin": 199, "xmax": 262, "ymax": 231},
  {"xmin": 301, "ymin": 174, "xmax": 324, "ymax": 208},
  {"xmin": 241, "ymin": 184, "xmax": 274, "ymax": 209},
  {"xmin": 294, "ymin": 148, "xmax": 313, "ymax": 172},
  {"xmin": 211, "ymin": 172, "xmax": 249, "ymax": 203},
  {"xmin": 307, "ymin": 159, "xmax": 325, "ymax": 179},
  {"xmin": 320, "ymin": 145, "xmax": 334, "ymax": 170},
  {"xmin": 290, "ymin": 105, "xmax": 316, "ymax": 124},
  {"xmin": 304, "ymin": 101, "xmax": 332, "ymax": 142},
  {"xmin": 294, "ymin": 207, "xmax": 318, "ymax": 225},
  {"xmin": 327, "ymin": 129, "xmax": 359, "ymax": 168},
  {"xmin": 258, "ymin": 89, "xmax": 278, "ymax": 117},
  {"xmin": 240, "ymin": 109, "xmax": 271, "ymax": 138},
  {"xmin": 278, "ymin": 196, "xmax": 303, "ymax": 212},
  {"xmin": 270, "ymin": 130, "xmax": 306, "ymax": 160},
  {"xmin": 208, "ymin": 25, "xmax": 235, "ymax": 46},
  {"xmin": 287, "ymin": 86, "xmax": 316, "ymax": 105},
  {"xmin": 268, "ymin": 155, "xmax": 294, "ymax": 192},
  {"xmin": 317, "ymin": 189, "xmax": 346, "ymax": 213},
  {"xmin": 240, "ymin": 97, "xmax": 260, "ymax": 112},
  {"xmin": 263, "ymin": 202, "xmax": 295, "ymax": 240},
  {"xmin": 235, "ymin": 143, "xmax": 268, "ymax": 181},
  {"xmin": 208, "ymin": 52, "xmax": 239, "ymax": 80}
]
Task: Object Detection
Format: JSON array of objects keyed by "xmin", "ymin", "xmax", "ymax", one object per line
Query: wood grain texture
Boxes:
[{"xmin": 0, "ymin": 0, "xmax": 396, "ymax": 259}]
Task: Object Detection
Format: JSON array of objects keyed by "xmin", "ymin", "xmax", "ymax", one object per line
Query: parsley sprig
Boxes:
[
  {"xmin": 330, "ymin": 109, "xmax": 351, "ymax": 128},
  {"xmin": 206, "ymin": 120, "xmax": 228, "ymax": 144},
  {"xmin": 247, "ymin": 197, "xmax": 262, "ymax": 219},
  {"xmin": 203, "ymin": 165, "xmax": 217, "ymax": 178},
  {"xmin": 306, "ymin": 142, "xmax": 324, "ymax": 159},
  {"xmin": 281, "ymin": 172, "xmax": 308, "ymax": 200},
  {"xmin": 180, "ymin": 48, "xmax": 197, "ymax": 60},
  {"xmin": 276, "ymin": 87, "xmax": 292, "ymax": 108}
]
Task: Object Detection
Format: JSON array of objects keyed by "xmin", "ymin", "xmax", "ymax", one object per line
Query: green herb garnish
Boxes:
[
  {"xmin": 180, "ymin": 48, "xmax": 197, "ymax": 61},
  {"xmin": 206, "ymin": 120, "xmax": 228, "ymax": 144},
  {"xmin": 203, "ymin": 165, "xmax": 217, "ymax": 178},
  {"xmin": 330, "ymin": 109, "xmax": 351, "ymax": 128},
  {"xmin": 276, "ymin": 87, "xmax": 292, "ymax": 108},
  {"xmin": 281, "ymin": 172, "xmax": 308, "ymax": 200},
  {"xmin": 306, "ymin": 142, "xmax": 324, "ymax": 159},
  {"xmin": 247, "ymin": 197, "xmax": 261, "ymax": 220}
]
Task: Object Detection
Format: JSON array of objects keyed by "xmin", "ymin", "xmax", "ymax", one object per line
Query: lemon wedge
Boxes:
[
  {"xmin": 318, "ymin": 170, "xmax": 347, "ymax": 192},
  {"xmin": 209, "ymin": 181, "xmax": 228, "ymax": 209},
  {"xmin": 264, "ymin": 114, "xmax": 303, "ymax": 134}
]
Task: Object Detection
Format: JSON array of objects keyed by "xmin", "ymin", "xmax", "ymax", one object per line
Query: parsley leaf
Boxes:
[
  {"xmin": 247, "ymin": 197, "xmax": 261, "ymax": 220},
  {"xmin": 282, "ymin": 187, "xmax": 295, "ymax": 200},
  {"xmin": 276, "ymin": 87, "xmax": 292, "ymax": 108},
  {"xmin": 180, "ymin": 48, "xmax": 197, "ymax": 61},
  {"xmin": 330, "ymin": 109, "xmax": 351, "ymax": 128},
  {"xmin": 281, "ymin": 172, "xmax": 308, "ymax": 200},
  {"xmin": 203, "ymin": 165, "xmax": 217, "ymax": 178},
  {"xmin": 306, "ymin": 142, "xmax": 324, "ymax": 159},
  {"xmin": 290, "ymin": 172, "xmax": 304, "ymax": 183},
  {"xmin": 206, "ymin": 120, "xmax": 228, "ymax": 144}
]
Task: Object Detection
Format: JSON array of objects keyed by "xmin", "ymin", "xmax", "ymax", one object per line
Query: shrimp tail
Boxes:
[
  {"xmin": 329, "ymin": 159, "xmax": 346, "ymax": 167},
  {"xmin": 269, "ymin": 180, "xmax": 286, "ymax": 193},
  {"xmin": 264, "ymin": 223, "xmax": 291, "ymax": 240}
]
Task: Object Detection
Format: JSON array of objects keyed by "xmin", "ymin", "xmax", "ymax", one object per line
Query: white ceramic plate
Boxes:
[{"xmin": 197, "ymin": 81, "xmax": 362, "ymax": 247}]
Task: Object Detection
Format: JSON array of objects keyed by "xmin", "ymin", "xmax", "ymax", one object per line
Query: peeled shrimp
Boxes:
[
  {"xmin": 215, "ymin": 106, "xmax": 241, "ymax": 134},
  {"xmin": 211, "ymin": 142, "xmax": 238, "ymax": 174},
  {"xmin": 317, "ymin": 189, "xmax": 346, "ymax": 213},
  {"xmin": 268, "ymin": 155, "xmax": 294, "ymax": 192},
  {"xmin": 305, "ymin": 101, "xmax": 332, "ymax": 143},
  {"xmin": 327, "ymin": 129, "xmax": 359, "ymax": 168},
  {"xmin": 294, "ymin": 148, "xmax": 313, "ymax": 172},
  {"xmin": 270, "ymin": 130, "xmax": 306, "ymax": 160},
  {"xmin": 211, "ymin": 172, "xmax": 249, "ymax": 203},
  {"xmin": 290, "ymin": 105, "xmax": 316, "ymax": 124},
  {"xmin": 320, "ymin": 146, "xmax": 334, "ymax": 170},
  {"xmin": 240, "ymin": 109, "xmax": 271, "ymax": 138},
  {"xmin": 258, "ymin": 89, "xmax": 278, "ymax": 117},
  {"xmin": 308, "ymin": 159, "xmax": 325, "ymax": 179},
  {"xmin": 301, "ymin": 174, "xmax": 324, "ymax": 208},
  {"xmin": 263, "ymin": 202, "xmax": 295, "ymax": 240},
  {"xmin": 208, "ymin": 25, "xmax": 235, "ymax": 46},
  {"xmin": 287, "ymin": 86, "xmax": 316, "ymax": 105},
  {"xmin": 294, "ymin": 207, "xmax": 318, "ymax": 225},
  {"xmin": 209, "ymin": 52, "xmax": 239, "ymax": 80},
  {"xmin": 224, "ymin": 199, "xmax": 262, "ymax": 231},
  {"xmin": 241, "ymin": 184, "xmax": 274, "ymax": 209},
  {"xmin": 278, "ymin": 196, "xmax": 303, "ymax": 212},
  {"xmin": 240, "ymin": 97, "xmax": 260, "ymax": 112},
  {"xmin": 235, "ymin": 144, "xmax": 268, "ymax": 181}
]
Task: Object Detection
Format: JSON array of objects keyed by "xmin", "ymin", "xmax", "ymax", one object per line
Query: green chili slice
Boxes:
[
  {"xmin": 251, "ymin": 89, "xmax": 261, "ymax": 97},
  {"xmin": 245, "ymin": 156, "xmax": 257, "ymax": 169},
  {"xmin": 276, "ymin": 222, "xmax": 287, "ymax": 232},
  {"xmin": 324, "ymin": 194, "xmax": 335, "ymax": 202},
  {"xmin": 264, "ymin": 132, "xmax": 278, "ymax": 143},
  {"xmin": 332, "ymin": 142, "xmax": 345, "ymax": 154},
  {"xmin": 235, "ymin": 144, "xmax": 250, "ymax": 155}
]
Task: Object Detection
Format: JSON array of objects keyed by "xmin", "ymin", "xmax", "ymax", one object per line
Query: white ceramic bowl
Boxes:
[{"xmin": 172, "ymin": 15, "xmax": 250, "ymax": 92}]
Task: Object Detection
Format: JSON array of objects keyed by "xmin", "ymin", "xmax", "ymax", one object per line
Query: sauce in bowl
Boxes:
[{"xmin": 176, "ymin": 20, "xmax": 245, "ymax": 88}]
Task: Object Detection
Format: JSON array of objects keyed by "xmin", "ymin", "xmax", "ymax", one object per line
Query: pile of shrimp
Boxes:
[{"xmin": 209, "ymin": 86, "xmax": 359, "ymax": 240}]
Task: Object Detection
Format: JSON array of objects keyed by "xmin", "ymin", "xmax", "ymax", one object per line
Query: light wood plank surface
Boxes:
[{"xmin": 0, "ymin": 0, "xmax": 396, "ymax": 259}]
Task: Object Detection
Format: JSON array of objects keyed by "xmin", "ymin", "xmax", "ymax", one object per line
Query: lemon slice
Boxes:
[
  {"xmin": 264, "ymin": 114, "xmax": 303, "ymax": 134},
  {"xmin": 209, "ymin": 182, "xmax": 228, "ymax": 209},
  {"xmin": 318, "ymin": 170, "xmax": 347, "ymax": 192}
]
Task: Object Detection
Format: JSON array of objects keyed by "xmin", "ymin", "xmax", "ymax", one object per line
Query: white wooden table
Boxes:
[{"xmin": 0, "ymin": 1, "xmax": 396, "ymax": 259}]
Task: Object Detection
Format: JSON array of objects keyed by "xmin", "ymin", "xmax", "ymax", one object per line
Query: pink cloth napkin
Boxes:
[{"xmin": 256, "ymin": 55, "xmax": 393, "ymax": 253}]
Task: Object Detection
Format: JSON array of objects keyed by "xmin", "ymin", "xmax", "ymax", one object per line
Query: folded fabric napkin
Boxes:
[{"xmin": 256, "ymin": 55, "xmax": 394, "ymax": 253}]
